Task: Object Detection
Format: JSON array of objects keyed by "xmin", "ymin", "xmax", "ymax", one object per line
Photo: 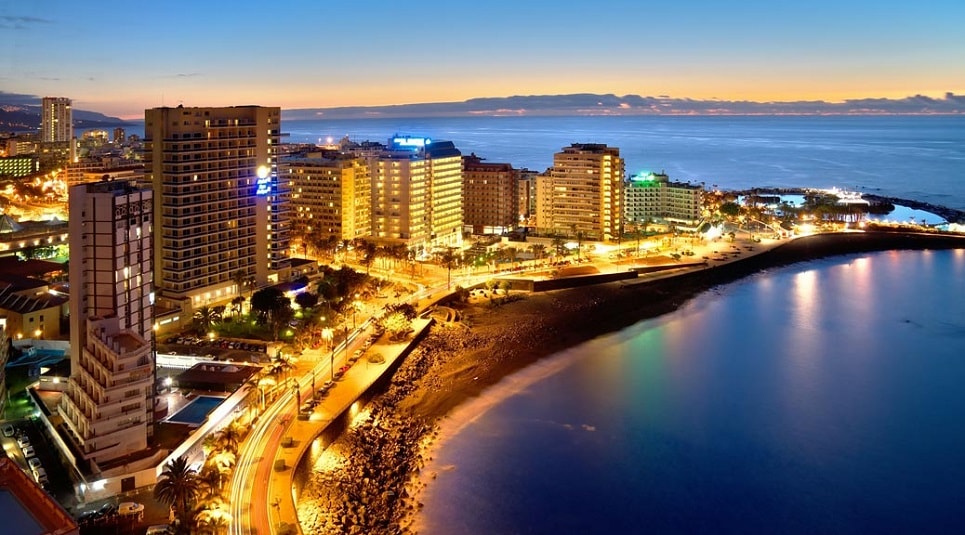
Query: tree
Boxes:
[
  {"xmin": 436, "ymin": 246, "xmax": 460, "ymax": 289},
  {"xmin": 194, "ymin": 306, "xmax": 217, "ymax": 334},
  {"xmin": 294, "ymin": 292, "xmax": 319, "ymax": 310},
  {"xmin": 154, "ymin": 456, "xmax": 202, "ymax": 534},
  {"xmin": 529, "ymin": 243, "xmax": 546, "ymax": 260},
  {"xmin": 382, "ymin": 311, "xmax": 413, "ymax": 341},
  {"xmin": 230, "ymin": 295, "xmax": 245, "ymax": 318}
]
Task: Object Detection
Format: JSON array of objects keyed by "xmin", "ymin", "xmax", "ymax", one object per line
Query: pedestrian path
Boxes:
[{"xmin": 262, "ymin": 319, "xmax": 432, "ymax": 534}]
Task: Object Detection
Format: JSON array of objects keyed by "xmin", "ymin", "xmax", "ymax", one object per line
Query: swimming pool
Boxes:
[{"xmin": 165, "ymin": 396, "xmax": 224, "ymax": 426}]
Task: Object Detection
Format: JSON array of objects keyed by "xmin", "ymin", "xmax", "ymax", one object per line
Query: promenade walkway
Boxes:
[{"xmin": 259, "ymin": 319, "xmax": 433, "ymax": 534}]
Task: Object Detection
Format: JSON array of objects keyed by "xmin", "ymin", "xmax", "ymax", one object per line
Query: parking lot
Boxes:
[{"xmin": 0, "ymin": 417, "xmax": 76, "ymax": 506}]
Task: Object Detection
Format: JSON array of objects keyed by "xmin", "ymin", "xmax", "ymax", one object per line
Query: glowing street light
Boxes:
[{"xmin": 322, "ymin": 328, "xmax": 335, "ymax": 380}]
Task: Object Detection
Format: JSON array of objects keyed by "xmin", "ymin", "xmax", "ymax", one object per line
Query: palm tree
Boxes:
[
  {"xmin": 217, "ymin": 424, "xmax": 242, "ymax": 453},
  {"xmin": 529, "ymin": 243, "xmax": 546, "ymax": 261},
  {"xmin": 436, "ymin": 246, "xmax": 459, "ymax": 289},
  {"xmin": 154, "ymin": 456, "xmax": 202, "ymax": 533},
  {"xmin": 194, "ymin": 306, "xmax": 217, "ymax": 334}
]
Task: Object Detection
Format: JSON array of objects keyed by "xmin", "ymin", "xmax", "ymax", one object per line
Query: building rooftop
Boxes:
[{"xmin": 0, "ymin": 457, "xmax": 79, "ymax": 535}]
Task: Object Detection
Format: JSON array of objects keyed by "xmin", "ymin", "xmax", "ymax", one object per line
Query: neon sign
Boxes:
[{"xmin": 391, "ymin": 136, "xmax": 431, "ymax": 148}]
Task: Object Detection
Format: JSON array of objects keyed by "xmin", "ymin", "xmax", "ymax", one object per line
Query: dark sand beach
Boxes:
[{"xmin": 296, "ymin": 231, "xmax": 965, "ymax": 534}]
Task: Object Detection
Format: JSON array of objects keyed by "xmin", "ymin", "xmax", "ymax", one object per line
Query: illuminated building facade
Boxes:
[
  {"xmin": 462, "ymin": 154, "xmax": 519, "ymax": 235},
  {"xmin": 624, "ymin": 171, "xmax": 703, "ymax": 226},
  {"xmin": 368, "ymin": 137, "xmax": 463, "ymax": 254},
  {"xmin": 535, "ymin": 143, "xmax": 624, "ymax": 241},
  {"xmin": 41, "ymin": 97, "xmax": 72, "ymax": 143},
  {"xmin": 0, "ymin": 156, "xmax": 39, "ymax": 177},
  {"xmin": 284, "ymin": 150, "xmax": 371, "ymax": 241},
  {"xmin": 60, "ymin": 179, "xmax": 155, "ymax": 466},
  {"xmin": 144, "ymin": 106, "xmax": 290, "ymax": 318}
]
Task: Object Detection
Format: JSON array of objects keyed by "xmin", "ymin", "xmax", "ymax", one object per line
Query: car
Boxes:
[
  {"xmin": 27, "ymin": 457, "xmax": 42, "ymax": 470},
  {"xmin": 33, "ymin": 466, "xmax": 46, "ymax": 478},
  {"xmin": 17, "ymin": 435, "xmax": 30, "ymax": 448},
  {"xmin": 145, "ymin": 525, "xmax": 173, "ymax": 535},
  {"xmin": 1, "ymin": 424, "xmax": 14, "ymax": 437},
  {"xmin": 22, "ymin": 445, "xmax": 35, "ymax": 458},
  {"xmin": 320, "ymin": 380, "xmax": 334, "ymax": 392},
  {"xmin": 99, "ymin": 502, "xmax": 118, "ymax": 516},
  {"xmin": 77, "ymin": 510, "xmax": 100, "ymax": 524}
]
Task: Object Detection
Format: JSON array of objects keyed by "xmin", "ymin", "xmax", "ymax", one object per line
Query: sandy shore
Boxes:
[{"xmin": 296, "ymin": 231, "xmax": 965, "ymax": 534}]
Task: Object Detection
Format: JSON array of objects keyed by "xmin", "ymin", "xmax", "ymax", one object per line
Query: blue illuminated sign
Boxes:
[
  {"xmin": 256, "ymin": 178, "xmax": 270, "ymax": 195},
  {"xmin": 391, "ymin": 136, "xmax": 431, "ymax": 148}
]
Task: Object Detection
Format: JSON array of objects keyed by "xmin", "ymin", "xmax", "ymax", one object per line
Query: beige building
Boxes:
[
  {"xmin": 462, "ymin": 154, "xmax": 519, "ymax": 235},
  {"xmin": 60, "ymin": 179, "xmax": 155, "ymax": 466},
  {"xmin": 535, "ymin": 143, "xmax": 624, "ymax": 241},
  {"xmin": 624, "ymin": 171, "xmax": 704, "ymax": 227},
  {"xmin": 41, "ymin": 97, "xmax": 72, "ymax": 143},
  {"xmin": 365, "ymin": 137, "xmax": 463, "ymax": 256},
  {"xmin": 284, "ymin": 150, "xmax": 371, "ymax": 242},
  {"xmin": 144, "ymin": 106, "xmax": 290, "ymax": 320}
]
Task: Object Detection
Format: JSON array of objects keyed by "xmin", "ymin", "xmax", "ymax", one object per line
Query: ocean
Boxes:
[
  {"xmin": 416, "ymin": 250, "xmax": 965, "ymax": 534},
  {"xmin": 284, "ymin": 115, "xmax": 965, "ymax": 211},
  {"xmin": 285, "ymin": 115, "xmax": 965, "ymax": 533}
]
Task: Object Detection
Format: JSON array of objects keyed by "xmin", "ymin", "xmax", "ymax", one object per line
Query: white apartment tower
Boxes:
[
  {"xmin": 60, "ymin": 179, "xmax": 155, "ymax": 466},
  {"xmin": 535, "ymin": 143, "xmax": 624, "ymax": 241},
  {"xmin": 368, "ymin": 137, "xmax": 463, "ymax": 255},
  {"xmin": 144, "ymin": 106, "xmax": 290, "ymax": 316},
  {"xmin": 42, "ymin": 97, "xmax": 73, "ymax": 143}
]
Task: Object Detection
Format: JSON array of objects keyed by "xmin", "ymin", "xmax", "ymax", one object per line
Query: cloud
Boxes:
[{"xmin": 0, "ymin": 15, "xmax": 53, "ymax": 29}]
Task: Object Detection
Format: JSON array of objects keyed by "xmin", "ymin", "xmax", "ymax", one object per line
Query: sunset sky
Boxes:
[{"xmin": 2, "ymin": 0, "xmax": 963, "ymax": 119}]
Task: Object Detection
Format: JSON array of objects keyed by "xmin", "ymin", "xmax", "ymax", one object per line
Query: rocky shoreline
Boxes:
[{"xmin": 296, "ymin": 231, "xmax": 965, "ymax": 534}]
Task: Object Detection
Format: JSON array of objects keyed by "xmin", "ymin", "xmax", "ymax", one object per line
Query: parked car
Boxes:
[
  {"xmin": 27, "ymin": 457, "xmax": 42, "ymax": 470},
  {"xmin": 22, "ymin": 445, "xmax": 35, "ymax": 458},
  {"xmin": 17, "ymin": 435, "xmax": 30, "ymax": 448},
  {"xmin": 2, "ymin": 424, "xmax": 14, "ymax": 437}
]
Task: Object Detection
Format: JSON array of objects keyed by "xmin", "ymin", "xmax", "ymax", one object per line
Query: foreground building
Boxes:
[
  {"xmin": 462, "ymin": 154, "xmax": 519, "ymax": 235},
  {"xmin": 144, "ymin": 105, "xmax": 290, "ymax": 320},
  {"xmin": 624, "ymin": 171, "xmax": 703, "ymax": 227},
  {"xmin": 60, "ymin": 179, "xmax": 155, "ymax": 467},
  {"xmin": 535, "ymin": 143, "xmax": 624, "ymax": 241}
]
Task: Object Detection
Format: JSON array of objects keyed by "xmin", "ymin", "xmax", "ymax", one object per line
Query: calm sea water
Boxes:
[
  {"xmin": 284, "ymin": 115, "xmax": 965, "ymax": 210},
  {"xmin": 416, "ymin": 250, "xmax": 965, "ymax": 534}
]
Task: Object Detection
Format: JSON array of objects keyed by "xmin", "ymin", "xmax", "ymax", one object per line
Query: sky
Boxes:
[{"xmin": 1, "ymin": 0, "xmax": 964, "ymax": 119}]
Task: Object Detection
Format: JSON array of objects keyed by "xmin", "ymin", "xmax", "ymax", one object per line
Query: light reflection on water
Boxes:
[{"xmin": 417, "ymin": 250, "xmax": 965, "ymax": 534}]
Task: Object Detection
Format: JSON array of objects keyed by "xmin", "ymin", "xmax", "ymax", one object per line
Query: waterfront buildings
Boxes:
[
  {"xmin": 59, "ymin": 179, "xmax": 155, "ymax": 466},
  {"xmin": 144, "ymin": 106, "xmax": 290, "ymax": 326},
  {"xmin": 462, "ymin": 154, "xmax": 519, "ymax": 235},
  {"xmin": 624, "ymin": 171, "xmax": 704, "ymax": 227},
  {"xmin": 41, "ymin": 97, "xmax": 72, "ymax": 143},
  {"xmin": 284, "ymin": 149, "xmax": 371, "ymax": 242},
  {"xmin": 535, "ymin": 143, "xmax": 624, "ymax": 241},
  {"xmin": 366, "ymin": 136, "xmax": 463, "ymax": 254}
]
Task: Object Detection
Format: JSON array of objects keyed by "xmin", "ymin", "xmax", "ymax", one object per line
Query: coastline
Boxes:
[{"xmin": 296, "ymin": 231, "xmax": 965, "ymax": 534}]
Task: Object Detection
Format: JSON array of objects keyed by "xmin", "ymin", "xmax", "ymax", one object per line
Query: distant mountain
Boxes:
[
  {"xmin": 0, "ymin": 103, "xmax": 132, "ymax": 132},
  {"xmin": 283, "ymin": 92, "xmax": 965, "ymax": 120}
]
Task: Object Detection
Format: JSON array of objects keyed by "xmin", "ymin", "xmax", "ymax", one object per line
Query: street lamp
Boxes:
[{"xmin": 322, "ymin": 328, "xmax": 334, "ymax": 381}]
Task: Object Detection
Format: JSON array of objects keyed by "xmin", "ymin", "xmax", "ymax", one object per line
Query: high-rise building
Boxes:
[
  {"xmin": 624, "ymin": 171, "xmax": 704, "ymax": 227},
  {"xmin": 284, "ymin": 149, "xmax": 371, "ymax": 242},
  {"xmin": 41, "ymin": 97, "xmax": 72, "ymax": 143},
  {"xmin": 144, "ymin": 106, "xmax": 290, "ymax": 318},
  {"xmin": 462, "ymin": 154, "xmax": 519, "ymax": 235},
  {"xmin": 367, "ymin": 136, "xmax": 463, "ymax": 255},
  {"xmin": 535, "ymin": 143, "xmax": 624, "ymax": 241},
  {"xmin": 60, "ymin": 179, "xmax": 155, "ymax": 466}
]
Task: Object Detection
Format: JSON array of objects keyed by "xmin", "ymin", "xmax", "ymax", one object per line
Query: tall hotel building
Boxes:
[
  {"xmin": 368, "ymin": 137, "xmax": 463, "ymax": 255},
  {"xmin": 144, "ymin": 106, "xmax": 290, "ymax": 320},
  {"xmin": 462, "ymin": 154, "xmax": 519, "ymax": 235},
  {"xmin": 41, "ymin": 97, "xmax": 73, "ymax": 143},
  {"xmin": 285, "ymin": 150, "xmax": 371, "ymax": 241},
  {"xmin": 535, "ymin": 143, "xmax": 624, "ymax": 241},
  {"xmin": 624, "ymin": 171, "xmax": 704, "ymax": 227},
  {"xmin": 60, "ymin": 179, "xmax": 155, "ymax": 466}
]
